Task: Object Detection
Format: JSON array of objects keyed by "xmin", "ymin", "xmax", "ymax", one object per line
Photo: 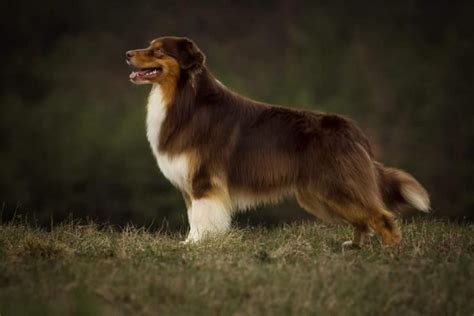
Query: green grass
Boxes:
[{"xmin": 0, "ymin": 219, "xmax": 473, "ymax": 315}]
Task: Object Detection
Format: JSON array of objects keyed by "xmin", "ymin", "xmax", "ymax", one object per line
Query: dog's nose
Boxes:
[{"xmin": 126, "ymin": 51, "xmax": 134, "ymax": 60}]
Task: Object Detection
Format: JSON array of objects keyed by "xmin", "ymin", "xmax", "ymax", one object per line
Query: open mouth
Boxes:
[{"xmin": 129, "ymin": 67, "xmax": 163, "ymax": 82}]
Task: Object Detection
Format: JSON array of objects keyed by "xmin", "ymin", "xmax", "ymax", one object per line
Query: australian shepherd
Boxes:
[{"xmin": 126, "ymin": 36, "xmax": 430, "ymax": 247}]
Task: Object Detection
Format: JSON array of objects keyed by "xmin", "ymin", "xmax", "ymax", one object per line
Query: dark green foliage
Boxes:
[{"xmin": 0, "ymin": 1, "xmax": 472, "ymax": 225}]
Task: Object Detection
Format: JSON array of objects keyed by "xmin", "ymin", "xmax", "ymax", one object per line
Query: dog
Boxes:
[{"xmin": 126, "ymin": 36, "xmax": 430, "ymax": 246}]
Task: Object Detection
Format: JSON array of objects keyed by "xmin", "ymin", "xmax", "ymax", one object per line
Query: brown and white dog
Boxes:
[{"xmin": 126, "ymin": 36, "xmax": 430, "ymax": 246}]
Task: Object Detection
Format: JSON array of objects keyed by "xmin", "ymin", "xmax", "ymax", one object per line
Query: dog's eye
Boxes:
[{"xmin": 154, "ymin": 48, "xmax": 164, "ymax": 58}]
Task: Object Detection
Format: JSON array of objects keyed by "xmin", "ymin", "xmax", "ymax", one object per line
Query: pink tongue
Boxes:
[{"xmin": 129, "ymin": 70, "xmax": 148, "ymax": 79}]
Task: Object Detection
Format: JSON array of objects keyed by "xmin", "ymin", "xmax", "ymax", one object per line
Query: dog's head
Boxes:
[{"xmin": 126, "ymin": 36, "xmax": 205, "ymax": 84}]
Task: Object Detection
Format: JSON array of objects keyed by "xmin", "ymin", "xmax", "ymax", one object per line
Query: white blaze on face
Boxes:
[{"xmin": 146, "ymin": 84, "xmax": 190, "ymax": 190}]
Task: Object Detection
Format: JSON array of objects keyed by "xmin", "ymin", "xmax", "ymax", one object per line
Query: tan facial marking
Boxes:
[{"xmin": 127, "ymin": 40, "xmax": 180, "ymax": 92}]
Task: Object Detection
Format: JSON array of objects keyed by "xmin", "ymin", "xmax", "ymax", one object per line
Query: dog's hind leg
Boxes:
[
  {"xmin": 325, "ymin": 198, "xmax": 401, "ymax": 247},
  {"xmin": 296, "ymin": 189, "xmax": 342, "ymax": 223},
  {"xmin": 297, "ymin": 187, "xmax": 401, "ymax": 247},
  {"xmin": 296, "ymin": 189, "xmax": 369, "ymax": 248},
  {"xmin": 366, "ymin": 210, "xmax": 401, "ymax": 246}
]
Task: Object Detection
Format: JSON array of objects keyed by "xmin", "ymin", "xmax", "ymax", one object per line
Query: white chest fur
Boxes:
[{"xmin": 146, "ymin": 85, "xmax": 190, "ymax": 190}]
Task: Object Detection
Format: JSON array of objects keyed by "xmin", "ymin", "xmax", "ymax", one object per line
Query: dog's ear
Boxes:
[{"xmin": 177, "ymin": 38, "xmax": 205, "ymax": 71}]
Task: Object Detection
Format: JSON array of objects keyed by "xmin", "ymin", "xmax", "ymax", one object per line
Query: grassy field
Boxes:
[{"xmin": 0, "ymin": 218, "xmax": 472, "ymax": 315}]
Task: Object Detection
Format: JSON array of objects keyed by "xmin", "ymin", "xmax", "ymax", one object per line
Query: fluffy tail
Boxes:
[{"xmin": 375, "ymin": 162, "xmax": 430, "ymax": 212}]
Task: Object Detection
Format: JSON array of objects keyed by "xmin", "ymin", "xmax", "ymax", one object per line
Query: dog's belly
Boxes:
[{"xmin": 230, "ymin": 187, "xmax": 295, "ymax": 212}]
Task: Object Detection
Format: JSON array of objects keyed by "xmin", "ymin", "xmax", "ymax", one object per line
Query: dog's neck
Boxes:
[
  {"xmin": 152, "ymin": 65, "xmax": 222, "ymax": 106},
  {"xmin": 188, "ymin": 66, "xmax": 223, "ymax": 100},
  {"xmin": 148, "ymin": 66, "xmax": 224, "ymax": 152}
]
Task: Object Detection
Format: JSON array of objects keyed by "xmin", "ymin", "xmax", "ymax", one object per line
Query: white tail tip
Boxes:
[{"xmin": 400, "ymin": 185, "xmax": 431, "ymax": 212}]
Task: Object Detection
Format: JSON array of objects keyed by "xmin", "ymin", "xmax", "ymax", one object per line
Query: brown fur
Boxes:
[{"xmin": 126, "ymin": 36, "xmax": 430, "ymax": 246}]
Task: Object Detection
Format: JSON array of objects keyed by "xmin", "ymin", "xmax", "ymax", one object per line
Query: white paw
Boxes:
[
  {"xmin": 342, "ymin": 240, "xmax": 354, "ymax": 248},
  {"xmin": 342, "ymin": 240, "xmax": 360, "ymax": 249},
  {"xmin": 180, "ymin": 235, "xmax": 199, "ymax": 245}
]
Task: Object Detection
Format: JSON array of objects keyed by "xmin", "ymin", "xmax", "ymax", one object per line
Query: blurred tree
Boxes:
[{"xmin": 0, "ymin": 0, "xmax": 472, "ymax": 227}]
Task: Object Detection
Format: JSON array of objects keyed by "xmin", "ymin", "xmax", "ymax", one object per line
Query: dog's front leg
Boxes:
[{"xmin": 184, "ymin": 196, "xmax": 231, "ymax": 243}]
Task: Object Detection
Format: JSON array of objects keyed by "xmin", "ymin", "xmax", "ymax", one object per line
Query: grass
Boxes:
[{"xmin": 0, "ymin": 219, "xmax": 473, "ymax": 315}]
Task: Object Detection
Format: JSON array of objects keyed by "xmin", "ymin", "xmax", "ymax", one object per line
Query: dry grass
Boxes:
[{"xmin": 0, "ymin": 219, "xmax": 473, "ymax": 315}]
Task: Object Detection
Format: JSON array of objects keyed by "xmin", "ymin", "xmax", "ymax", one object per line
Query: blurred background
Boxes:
[{"xmin": 0, "ymin": 0, "xmax": 472, "ymax": 229}]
